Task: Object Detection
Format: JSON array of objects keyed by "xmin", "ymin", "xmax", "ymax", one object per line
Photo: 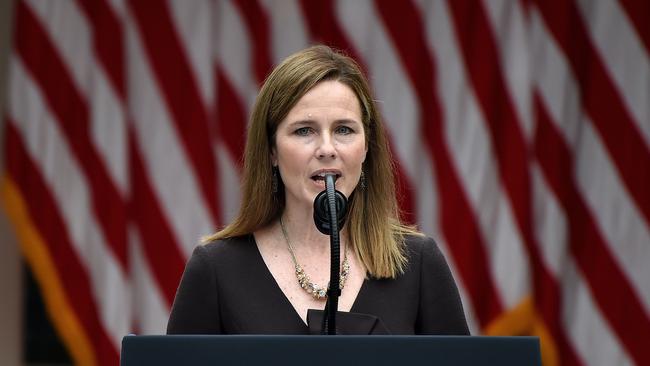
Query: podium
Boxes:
[{"xmin": 121, "ymin": 335, "xmax": 541, "ymax": 365}]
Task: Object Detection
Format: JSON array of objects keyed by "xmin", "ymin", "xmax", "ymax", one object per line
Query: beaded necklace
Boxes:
[{"xmin": 279, "ymin": 217, "xmax": 350, "ymax": 299}]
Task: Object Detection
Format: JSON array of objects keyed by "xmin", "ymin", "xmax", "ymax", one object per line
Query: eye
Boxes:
[
  {"xmin": 336, "ymin": 125, "xmax": 354, "ymax": 135},
  {"xmin": 294, "ymin": 127, "xmax": 312, "ymax": 136}
]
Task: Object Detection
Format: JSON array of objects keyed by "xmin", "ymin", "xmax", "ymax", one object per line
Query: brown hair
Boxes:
[{"xmin": 203, "ymin": 45, "xmax": 420, "ymax": 278}]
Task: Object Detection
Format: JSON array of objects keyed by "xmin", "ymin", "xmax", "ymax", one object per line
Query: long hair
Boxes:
[{"xmin": 204, "ymin": 45, "xmax": 420, "ymax": 278}]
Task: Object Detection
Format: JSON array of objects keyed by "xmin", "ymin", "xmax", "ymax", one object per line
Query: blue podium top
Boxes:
[{"xmin": 121, "ymin": 334, "xmax": 541, "ymax": 366}]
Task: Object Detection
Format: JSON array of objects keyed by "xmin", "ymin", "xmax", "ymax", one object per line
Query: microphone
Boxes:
[
  {"xmin": 313, "ymin": 176, "xmax": 347, "ymax": 235},
  {"xmin": 313, "ymin": 173, "xmax": 347, "ymax": 335}
]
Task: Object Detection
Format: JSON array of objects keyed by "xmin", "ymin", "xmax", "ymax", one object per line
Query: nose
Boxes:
[{"xmin": 316, "ymin": 134, "xmax": 336, "ymax": 159}]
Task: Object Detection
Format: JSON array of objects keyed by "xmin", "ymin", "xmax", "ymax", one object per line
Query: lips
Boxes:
[{"xmin": 310, "ymin": 169, "xmax": 342, "ymax": 182}]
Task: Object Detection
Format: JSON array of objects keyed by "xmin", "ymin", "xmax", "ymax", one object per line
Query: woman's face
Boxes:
[{"xmin": 272, "ymin": 80, "xmax": 367, "ymax": 212}]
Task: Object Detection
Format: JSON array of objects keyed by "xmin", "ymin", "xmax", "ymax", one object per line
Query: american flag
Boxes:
[{"xmin": 2, "ymin": 0, "xmax": 648, "ymax": 365}]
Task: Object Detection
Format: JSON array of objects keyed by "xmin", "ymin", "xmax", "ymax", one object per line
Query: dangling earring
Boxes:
[
  {"xmin": 272, "ymin": 166, "xmax": 279, "ymax": 194},
  {"xmin": 359, "ymin": 169, "xmax": 366, "ymax": 190}
]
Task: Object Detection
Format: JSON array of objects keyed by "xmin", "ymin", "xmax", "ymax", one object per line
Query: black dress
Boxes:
[{"xmin": 167, "ymin": 234, "xmax": 469, "ymax": 335}]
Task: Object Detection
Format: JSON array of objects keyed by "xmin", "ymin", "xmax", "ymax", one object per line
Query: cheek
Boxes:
[
  {"xmin": 350, "ymin": 143, "xmax": 367, "ymax": 164},
  {"xmin": 277, "ymin": 144, "xmax": 309, "ymax": 175}
]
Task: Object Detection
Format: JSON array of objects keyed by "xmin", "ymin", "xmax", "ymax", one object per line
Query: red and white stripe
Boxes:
[{"xmin": 3, "ymin": 0, "xmax": 648, "ymax": 365}]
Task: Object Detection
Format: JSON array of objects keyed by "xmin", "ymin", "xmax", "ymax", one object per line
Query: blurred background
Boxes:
[{"xmin": 1, "ymin": 0, "xmax": 648, "ymax": 365}]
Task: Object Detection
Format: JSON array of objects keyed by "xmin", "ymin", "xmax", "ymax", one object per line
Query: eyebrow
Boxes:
[{"xmin": 288, "ymin": 118, "xmax": 361, "ymax": 127}]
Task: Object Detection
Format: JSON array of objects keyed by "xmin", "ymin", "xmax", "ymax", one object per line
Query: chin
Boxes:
[{"xmin": 303, "ymin": 179, "xmax": 351, "ymax": 200}]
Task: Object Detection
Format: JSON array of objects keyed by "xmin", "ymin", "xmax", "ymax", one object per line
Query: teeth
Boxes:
[{"xmin": 312, "ymin": 172, "xmax": 340, "ymax": 180}]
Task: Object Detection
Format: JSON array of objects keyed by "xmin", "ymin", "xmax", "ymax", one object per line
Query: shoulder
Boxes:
[
  {"xmin": 190, "ymin": 235, "xmax": 256, "ymax": 268},
  {"xmin": 401, "ymin": 234, "xmax": 453, "ymax": 276},
  {"xmin": 200, "ymin": 234, "xmax": 254, "ymax": 255},
  {"xmin": 403, "ymin": 234, "xmax": 442, "ymax": 260}
]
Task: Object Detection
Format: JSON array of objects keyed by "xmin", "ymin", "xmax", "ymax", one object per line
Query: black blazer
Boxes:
[{"xmin": 167, "ymin": 234, "xmax": 469, "ymax": 335}]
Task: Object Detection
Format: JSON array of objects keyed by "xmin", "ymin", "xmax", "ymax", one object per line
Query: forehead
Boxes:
[{"xmin": 286, "ymin": 80, "xmax": 362, "ymax": 120}]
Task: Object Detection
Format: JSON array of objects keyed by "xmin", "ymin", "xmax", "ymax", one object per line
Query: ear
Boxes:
[{"xmin": 271, "ymin": 146, "xmax": 278, "ymax": 167}]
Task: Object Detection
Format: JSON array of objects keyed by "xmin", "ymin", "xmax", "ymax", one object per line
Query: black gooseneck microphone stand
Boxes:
[{"xmin": 313, "ymin": 173, "xmax": 347, "ymax": 335}]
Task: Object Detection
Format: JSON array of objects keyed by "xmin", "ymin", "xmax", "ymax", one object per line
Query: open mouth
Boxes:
[{"xmin": 310, "ymin": 172, "xmax": 341, "ymax": 182}]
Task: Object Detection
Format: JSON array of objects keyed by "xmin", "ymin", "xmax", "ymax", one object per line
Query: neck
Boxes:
[
  {"xmin": 281, "ymin": 214, "xmax": 327, "ymax": 252},
  {"xmin": 280, "ymin": 203, "xmax": 346, "ymax": 254}
]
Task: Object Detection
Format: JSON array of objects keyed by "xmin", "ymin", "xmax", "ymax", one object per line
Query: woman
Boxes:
[{"xmin": 167, "ymin": 45, "xmax": 469, "ymax": 335}]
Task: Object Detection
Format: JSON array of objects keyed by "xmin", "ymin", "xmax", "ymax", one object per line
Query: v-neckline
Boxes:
[{"xmin": 247, "ymin": 234, "xmax": 368, "ymax": 327}]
